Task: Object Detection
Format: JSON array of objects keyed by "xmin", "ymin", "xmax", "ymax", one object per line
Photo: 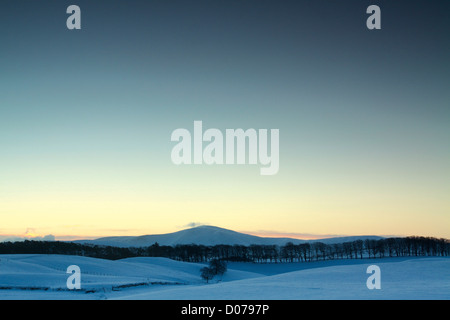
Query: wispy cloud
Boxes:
[
  {"xmin": 0, "ymin": 233, "xmax": 55, "ymax": 243},
  {"xmin": 0, "ymin": 227, "xmax": 56, "ymax": 242},
  {"xmin": 241, "ymin": 230, "xmax": 346, "ymax": 240},
  {"xmin": 180, "ymin": 222, "xmax": 209, "ymax": 229}
]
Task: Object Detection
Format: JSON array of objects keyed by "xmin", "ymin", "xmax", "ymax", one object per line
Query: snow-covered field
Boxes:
[{"xmin": 0, "ymin": 254, "xmax": 448, "ymax": 300}]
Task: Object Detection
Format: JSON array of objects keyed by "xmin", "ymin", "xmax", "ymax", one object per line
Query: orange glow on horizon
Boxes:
[{"xmin": 242, "ymin": 231, "xmax": 340, "ymax": 241}]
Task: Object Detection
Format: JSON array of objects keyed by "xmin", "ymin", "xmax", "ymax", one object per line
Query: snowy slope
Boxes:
[
  {"xmin": 75, "ymin": 225, "xmax": 382, "ymax": 247},
  {"xmin": 0, "ymin": 255, "xmax": 448, "ymax": 300},
  {"xmin": 0, "ymin": 254, "xmax": 262, "ymax": 292},
  {"xmin": 113, "ymin": 257, "xmax": 450, "ymax": 300}
]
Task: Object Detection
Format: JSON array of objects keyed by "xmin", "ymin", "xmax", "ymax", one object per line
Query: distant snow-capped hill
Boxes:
[{"xmin": 74, "ymin": 225, "xmax": 383, "ymax": 247}]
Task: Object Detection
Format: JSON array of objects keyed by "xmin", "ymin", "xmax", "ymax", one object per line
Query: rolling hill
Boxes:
[
  {"xmin": 74, "ymin": 225, "xmax": 383, "ymax": 247},
  {"xmin": 0, "ymin": 254, "xmax": 448, "ymax": 300}
]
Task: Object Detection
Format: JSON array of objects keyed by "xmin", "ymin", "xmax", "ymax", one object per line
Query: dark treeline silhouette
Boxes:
[{"xmin": 0, "ymin": 236, "xmax": 448, "ymax": 263}]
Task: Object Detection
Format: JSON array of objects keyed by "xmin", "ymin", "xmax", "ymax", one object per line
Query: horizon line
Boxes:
[{"xmin": 0, "ymin": 225, "xmax": 439, "ymax": 243}]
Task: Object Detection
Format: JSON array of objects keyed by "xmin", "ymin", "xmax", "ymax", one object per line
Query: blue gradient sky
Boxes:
[{"xmin": 1, "ymin": 1, "xmax": 449, "ymax": 239}]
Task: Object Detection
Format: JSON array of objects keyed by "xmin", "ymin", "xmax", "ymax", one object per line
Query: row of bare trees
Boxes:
[
  {"xmin": 0, "ymin": 236, "xmax": 448, "ymax": 263},
  {"xmin": 277, "ymin": 236, "xmax": 449, "ymax": 263},
  {"xmin": 146, "ymin": 236, "xmax": 449, "ymax": 263}
]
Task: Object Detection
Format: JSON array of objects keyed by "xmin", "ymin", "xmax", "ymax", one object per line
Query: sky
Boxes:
[{"xmin": 0, "ymin": 0, "xmax": 449, "ymax": 241}]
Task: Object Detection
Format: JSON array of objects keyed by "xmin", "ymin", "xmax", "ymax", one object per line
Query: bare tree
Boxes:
[{"xmin": 200, "ymin": 267, "xmax": 215, "ymax": 283}]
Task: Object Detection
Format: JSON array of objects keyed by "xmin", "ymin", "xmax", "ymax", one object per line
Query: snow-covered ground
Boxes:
[{"xmin": 0, "ymin": 254, "xmax": 448, "ymax": 300}]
